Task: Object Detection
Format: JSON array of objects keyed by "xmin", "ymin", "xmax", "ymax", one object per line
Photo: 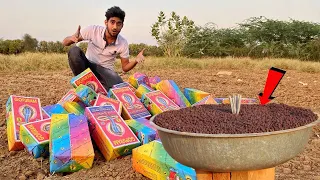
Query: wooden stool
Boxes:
[{"xmin": 196, "ymin": 168, "xmax": 275, "ymax": 180}]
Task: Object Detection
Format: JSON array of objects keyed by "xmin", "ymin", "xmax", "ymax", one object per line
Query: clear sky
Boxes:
[{"xmin": 1, "ymin": 0, "xmax": 319, "ymax": 45}]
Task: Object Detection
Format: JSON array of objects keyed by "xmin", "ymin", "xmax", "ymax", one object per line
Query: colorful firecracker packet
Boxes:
[
  {"xmin": 125, "ymin": 119, "xmax": 157, "ymax": 145},
  {"xmin": 58, "ymin": 89, "xmax": 86, "ymax": 115},
  {"xmin": 6, "ymin": 95, "xmax": 43, "ymax": 151},
  {"xmin": 75, "ymin": 84, "xmax": 98, "ymax": 106},
  {"xmin": 156, "ymin": 80, "xmax": 191, "ymax": 108},
  {"xmin": 192, "ymin": 95, "xmax": 218, "ymax": 106},
  {"xmin": 184, "ymin": 88, "xmax": 212, "ymax": 105},
  {"xmin": 70, "ymin": 68, "xmax": 107, "ymax": 95},
  {"xmin": 135, "ymin": 84, "xmax": 154, "ymax": 99},
  {"xmin": 134, "ymin": 117, "xmax": 159, "ymax": 139},
  {"xmin": 49, "ymin": 114, "xmax": 94, "ymax": 173},
  {"xmin": 109, "ymin": 87, "xmax": 151, "ymax": 120},
  {"xmin": 58, "ymin": 89, "xmax": 82, "ymax": 106},
  {"xmin": 93, "ymin": 93, "xmax": 122, "ymax": 115},
  {"xmin": 20, "ymin": 118, "xmax": 51, "ymax": 158},
  {"xmin": 132, "ymin": 140, "xmax": 196, "ymax": 180},
  {"xmin": 85, "ymin": 105, "xmax": 140, "ymax": 161},
  {"xmin": 63, "ymin": 102, "xmax": 85, "ymax": 115},
  {"xmin": 111, "ymin": 82, "xmax": 136, "ymax": 93},
  {"xmin": 42, "ymin": 104, "xmax": 68, "ymax": 117},
  {"xmin": 128, "ymin": 72, "xmax": 151, "ymax": 89},
  {"xmin": 141, "ymin": 90, "xmax": 180, "ymax": 116},
  {"xmin": 148, "ymin": 76, "xmax": 161, "ymax": 89}
]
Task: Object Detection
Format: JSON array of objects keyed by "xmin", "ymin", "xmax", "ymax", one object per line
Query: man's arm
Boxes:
[
  {"xmin": 62, "ymin": 25, "xmax": 83, "ymax": 46},
  {"xmin": 121, "ymin": 58, "xmax": 138, "ymax": 72},
  {"xmin": 121, "ymin": 48, "xmax": 145, "ymax": 72}
]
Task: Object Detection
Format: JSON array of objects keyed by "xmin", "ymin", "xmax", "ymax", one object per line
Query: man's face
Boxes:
[{"xmin": 105, "ymin": 17, "xmax": 123, "ymax": 37}]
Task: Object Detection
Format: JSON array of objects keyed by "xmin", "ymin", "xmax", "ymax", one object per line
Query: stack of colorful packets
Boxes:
[
  {"xmin": 49, "ymin": 114, "xmax": 94, "ymax": 173},
  {"xmin": 20, "ymin": 118, "xmax": 51, "ymax": 158},
  {"xmin": 6, "ymin": 95, "xmax": 43, "ymax": 151},
  {"xmin": 85, "ymin": 105, "xmax": 140, "ymax": 161}
]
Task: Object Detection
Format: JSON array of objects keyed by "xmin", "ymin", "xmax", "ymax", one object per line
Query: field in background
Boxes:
[
  {"xmin": 0, "ymin": 53, "xmax": 320, "ymax": 73},
  {"xmin": 0, "ymin": 53, "xmax": 319, "ymax": 180}
]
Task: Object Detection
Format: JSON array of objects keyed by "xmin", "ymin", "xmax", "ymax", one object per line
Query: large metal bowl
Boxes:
[{"xmin": 150, "ymin": 115, "xmax": 320, "ymax": 172}]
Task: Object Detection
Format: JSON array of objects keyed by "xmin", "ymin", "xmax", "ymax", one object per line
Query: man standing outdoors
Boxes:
[{"xmin": 62, "ymin": 6, "xmax": 144, "ymax": 91}]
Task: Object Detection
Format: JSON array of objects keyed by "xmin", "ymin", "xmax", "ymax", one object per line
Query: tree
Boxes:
[
  {"xmin": 8, "ymin": 40, "xmax": 24, "ymax": 54},
  {"xmin": 22, "ymin": 34, "xmax": 38, "ymax": 52},
  {"xmin": 38, "ymin": 41, "xmax": 48, "ymax": 52},
  {"xmin": 151, "ymin": 11, "xmax": 196, "ymax": 57}
]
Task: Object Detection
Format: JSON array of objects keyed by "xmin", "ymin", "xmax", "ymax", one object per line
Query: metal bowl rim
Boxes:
[{"xmin": 149, "ymin": 114, "xmax": 320, "ymax": 138}]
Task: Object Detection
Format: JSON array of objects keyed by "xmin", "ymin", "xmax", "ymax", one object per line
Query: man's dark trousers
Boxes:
[{"xmin": 68, "ymin": 46, "xmax": 123, "ymax": 91}]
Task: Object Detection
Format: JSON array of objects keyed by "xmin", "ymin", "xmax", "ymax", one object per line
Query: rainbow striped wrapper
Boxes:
[
  {"xmin": 63, "ymin": 102, "xmax": 85, "ymax": 115},
  {"xmin": 42, "ymin": 104, "xmax": 68, "ymax": 117},
  {"xmin": 156, "ymin": 80, "xmax": 191, "ymax": 108},
  {"xmin": 49, "ymin": 114, "xmax": 94, "ymax": 173},
  {"xmin": 75, "ymin": 84, "xmax": 97, "ymax": 106},
  {"xmin": 6, "ymin": 95, "xmax": 43, "ymax": 151},
  {"xmin": 132, "ymin": 140, "xmax": 196, "ymax": 180},
  {"xmin": 125, "ymin": 119, "xmax": 157, "ymax": 145},
  {"xmin": 128, "ymin": 72, "xmax": 151, "ymax": 88},
  {"xmin": 20, "ymin": 118, "xmax": 51, "ymax": 158},
  {"xmin": 135, "ymin": 84, "xmax": 154, "ymax": 99},
  {"xmin": 135, "ymin": 117, "xmax": 158, "ymax": 138},
  {"xmin": 85, "ymin": 105, "xmax": 140, "ymax": 161},
  {"xmin": 184, "ymin": 88, "xmax": 211, "ymax": 105},
  {"xmin": 192, "ymin": 95, "xmax": 218, "ymax": 106}
]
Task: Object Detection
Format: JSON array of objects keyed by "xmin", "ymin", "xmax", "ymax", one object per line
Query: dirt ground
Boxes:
[{"xmin": 0, "ymin": 68, "xmax": 319, "ymax": 180}]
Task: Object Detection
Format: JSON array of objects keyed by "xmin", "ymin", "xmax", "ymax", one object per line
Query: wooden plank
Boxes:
[
  {"xmin": 213, "ymin": 172, "xmax": 231, "ymax": 180},
  {"xmin": 231, "ymin": 168, "xmax": 275, "ymax": 180},
  {"xmin": 196, "ymin": 170, "xmax": 213, "ymax": 180}
]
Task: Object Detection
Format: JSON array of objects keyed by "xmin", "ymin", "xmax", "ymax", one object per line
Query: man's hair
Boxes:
[{"xmin": 105, "ymin": 6, "xmax": 125, "ymax": 22}]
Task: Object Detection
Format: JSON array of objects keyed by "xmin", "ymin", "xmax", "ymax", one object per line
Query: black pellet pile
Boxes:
[{"xmin": 153, "ymin": 103, "xmax": 318, "ymax": 134}]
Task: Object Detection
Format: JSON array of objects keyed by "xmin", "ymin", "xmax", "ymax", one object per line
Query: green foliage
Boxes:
[
  {"xmin": 151, "ymin": 11, "xmax": 196, "ymax": 57},
  {"xmin": 22, "ymin": 34, "xmax": 38, "ymax": 52},
  {"xmin": 180, "ymin": 16, "xmax": 320, "ymax": 61},
  {"xmin": 1, "ymin": 16, "xmax": 320, "ymax": 62},
  {"xmin": 129, "ymin": 43, "xmax": 163, "ymax": 56},
  {"xmin": 0, "ymin": 39, "xmax": 24, "ymax": 54}
]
